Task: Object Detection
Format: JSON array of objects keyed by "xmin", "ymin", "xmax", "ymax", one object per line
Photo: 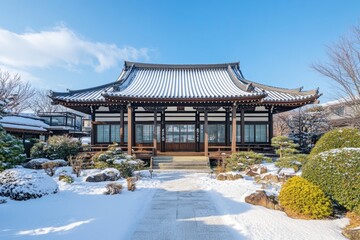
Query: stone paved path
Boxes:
[{"xmin": 132, "ymin": 172, "xmax": 234, "ymax": 240}]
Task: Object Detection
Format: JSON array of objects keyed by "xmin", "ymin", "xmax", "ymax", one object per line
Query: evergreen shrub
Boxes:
[
  {"xmin": 0, "ymin": 126, "xmax": 26, "ymax": 171},
  {"xmin": 309, "ymin": 128, "xmax": 360, "ymax": 157},
  {"xmin": 225, "ymin": 151, "xmax": 271, "ymax": 172},
  {"xmin": 302, "ymin": 148, "xmax": 360, "ymax": 214},
  {"xmin": 91, "ymin": 143, "xmax": 143, "ymax": 178},
  {"xmin": 279, "ymin": 176, "xmax": 332, "ymax": 219},
  {"xmin": 30, "ymin": 135, "xmax": 81, "ymax": 160},
  {"xmin": 271, "ymin": 136, "xmax": 308, "ymax": 172}
]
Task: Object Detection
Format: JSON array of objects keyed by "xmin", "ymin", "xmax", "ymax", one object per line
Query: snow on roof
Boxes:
[
  {"xmin": 51, "ymin": 61, "xmax": 320, "ymax": 104},
  {"xmin": 0, "ymin": 115, "xmax": 50, "ymax": 132},
  {"xmin": 0, "ymin": 123, "xmax": 48, "ymax": 132}
]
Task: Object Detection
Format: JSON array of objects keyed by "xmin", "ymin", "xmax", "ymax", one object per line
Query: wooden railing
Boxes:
[
  {"xmin": 80, "ymin": 145, "xmax": 156, "ymax": 158},
  {"xmin": 207, "ymin": 144, "xmax": 273, "ymax": 158}
]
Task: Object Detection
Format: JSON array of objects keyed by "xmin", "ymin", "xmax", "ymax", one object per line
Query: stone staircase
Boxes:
[{"xmin": 151, "ymin": 156, "xmax": 210, "ymax": 170}]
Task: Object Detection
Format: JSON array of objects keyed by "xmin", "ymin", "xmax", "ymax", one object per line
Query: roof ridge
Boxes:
[
  {"xmin": 124, "ymin": 61, "xmax": 240, "ymax": 69},
  {"xmin": 243, "ymin": 80, "xmax": 318, "ymax": 95},
  {"xmin": 50, "ymin": 81, "xmax": 117, "ymax": 97}
]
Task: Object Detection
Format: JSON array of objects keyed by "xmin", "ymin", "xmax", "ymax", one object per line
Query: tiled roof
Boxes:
[{"xmin": 50, "ymin": 61, "xmax": 320, "ymax": 104}]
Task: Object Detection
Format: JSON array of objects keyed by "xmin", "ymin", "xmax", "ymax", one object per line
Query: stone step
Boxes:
[
  {"xmin": 151, "ymin": 156, "xmax": 210, "ymax": 170},
  {"xmin": 152, "ymin": 165, "xmax": 210, "ymax": 170},
  {"xmin": 158, "ymin": 162, "xmax": 209, "ymax": 167}
]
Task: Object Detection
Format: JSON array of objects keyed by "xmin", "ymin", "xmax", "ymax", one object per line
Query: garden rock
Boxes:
[
  {"xmin": 343, "ymin": 228, "xmax": 360, "ymax": 240},
  {"xmin": 259, "ymin": 166, "xmax": 267, "ymax": 174},
  {"xmin": 24, "ymin": 158, "xmax": 67, "ymax": 169},
  {"xmin": 262, "ymin": 174, "xmax": 279, "ymax": 183},
  {"xmin": 104, "ymin": 183, "xmax": 123, "ymax": 195},
  {"xmin": 245, "ymin": 190, "xmax": 281, "ymax": 210},
  {"xmin": 226, "ymin": 173, "xmax": 243, "ymax": 180},
  {"xmin": 246, "ymin": 170, "xmax": 259, "ymax": 177},
  {"xmin": 0, "ymin": 168, "xmax": 58, "ymax": 200},
  {"xmin": 216, "ymin": 173, "xmax": 227, "ymax": 181},
  {"xmin": 86, "ymin": 173, "xmax": 106, "ymax": 182},
  {"xmin": 85, "ymin": 168, "xmax": 120, "ymax": 182}
]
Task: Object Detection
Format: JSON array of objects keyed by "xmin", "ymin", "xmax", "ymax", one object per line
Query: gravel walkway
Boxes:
[{"xmin": 132, "ymin": 172, "xmax": 234, "ymax": 240}]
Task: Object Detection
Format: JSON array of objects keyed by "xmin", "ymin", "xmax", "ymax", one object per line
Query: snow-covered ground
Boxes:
[{"xmin": 0, "ymin": 166, "xmax": 349, "ymax": 240}]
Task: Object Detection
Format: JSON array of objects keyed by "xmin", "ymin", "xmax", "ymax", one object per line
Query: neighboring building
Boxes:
[
  {"xmin": 37, "ymin": 111, "xmax": 89, "ymax": 137},
  {"xmin": 321, "ymin": 98, "xmax": 359, "ymax": 128},
  {"xmin": 50, "ymin": 61, "xmax": 320, "ymax": 155},
  {"xmin": 0, "ymin": 115, "xmax": 50, "ymax": 140}
]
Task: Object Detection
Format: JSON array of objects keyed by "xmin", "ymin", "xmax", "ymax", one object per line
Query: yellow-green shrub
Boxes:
[
  {"xmin": 279, "ymin": 176, "xmax": 332, "ymax": 219},
  {"xmin": 303, "ymin": 148, "xmax": 360, "ymax": 214},
  {"xmin": 310, "ymin": 128, "xmax": 360, "ymax": 157}
]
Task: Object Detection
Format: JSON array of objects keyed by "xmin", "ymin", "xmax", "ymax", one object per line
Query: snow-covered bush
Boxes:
[
  {"xmin": 225, "ymin": 151, "xmax": 271, "ymax": 172},
  {"xmin": 0, "ymin": 168, "xmax": 58, "ymax": 200},
  {"xmin": 69, "ymin": 154, "xmax": 84, "ymax": 177},
  {"xmin": 303, "ymin": 148, "xmax": 360, "ymax": 214},
  {"xmin": 279, "ymin": 176, "xmax": 332, "ymax": 219},
  {"xmin": 309, "ymin": 128, "xmax": 360, "ymax": 157},
  {"xmin": 42, "ymin": 161, "xmax": 63, "ymax": 176},
  {"xmin": 127, "ymin": 177, "xmax": 136, "ymax": 191},
  {"xmin": 0, "ymin": 126, "xmax": 26, "ymax": 171},
  {"xmin": 30, "ymin": 135, "xmax": 81, "ymax": 160},
  {"xmin": 0, "ymin": 196, "xmax": 7, "ymax": 204},
  {"xmin": 59, "ymin": 174, "xmax": 74, "ymax": 183},
  {"xmin": 91, "ymin": 143, "xmax": 143, "ymax": 178}
]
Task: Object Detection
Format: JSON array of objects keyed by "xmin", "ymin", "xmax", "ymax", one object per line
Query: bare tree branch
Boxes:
[
  {"xmin": 0, "ymin": 69, "xmax": 36, "ymax": 113},
  {"xmin": 31, "ymin": 89, "xmax": 66, "ymax": 113},
  {"xmin": 312, "ymin": 24, "xmax": 360, "ymax": 122}
]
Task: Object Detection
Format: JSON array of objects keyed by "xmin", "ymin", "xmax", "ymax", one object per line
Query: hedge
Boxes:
[
  {"xmin": 309, "ymin": 128, "xmax": 360, "ymax": 157},
  {"xmin": 302, "ymin": 148, "xmax": 360, "ymax": 214}
]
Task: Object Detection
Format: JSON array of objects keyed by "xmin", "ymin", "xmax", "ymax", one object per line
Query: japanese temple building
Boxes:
[{"xmin": 50, "ymin": 61, "xmax": 320, "ymax": 156}]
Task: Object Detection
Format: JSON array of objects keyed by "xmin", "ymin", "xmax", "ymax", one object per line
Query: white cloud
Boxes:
[{"xmin": 0, "ymin": 26, "xmax": 149, "ymax": 72}]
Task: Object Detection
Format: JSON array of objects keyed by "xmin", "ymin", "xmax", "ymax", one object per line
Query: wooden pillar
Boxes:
[
  {"xmin": 195, "ymin": 111, "xmax": 200, "ymax": 152},
  {"xmin": 153, "ymin": 110, "xmax": 158, "ymax": 152},
  {"xmin": 160, "ymin": 110, "xmax": 165, "ymax": 152},
  {"xmin": 268, "ymin": 107, "xmax": 273, "ymax": 143},
  {"xmin": 231, "ymin": 104, "xmax": 237, "ymax": 153},
  {"xmin": 120, "ymin": 108, "xmax": 124, "ymax": 146},
  {"xmin": 204, "ymin": 110, "xmax": 209, "ymax": 156},
  {"xmin": 132, "ymin": 108, "xmax": 136, "ymax": 147},
  {"xmin": 90, "ymin": 106, "xmax": 96, "ymax": 145},
  {"xmin": 127, "ymin": 105, "xmax": 133, "ymax": 155},
  {"xmin": 225, "ymin": 108, "xmax": 230, "ymax": 146},
  {"xmin": 241, "ymin": 108, "xmax": 245, "ymax": 145}
]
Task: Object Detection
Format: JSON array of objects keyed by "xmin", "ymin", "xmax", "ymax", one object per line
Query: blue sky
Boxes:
[{"xmin": 0, "ymin": 0, "xmax": 359, "ymax": 102}]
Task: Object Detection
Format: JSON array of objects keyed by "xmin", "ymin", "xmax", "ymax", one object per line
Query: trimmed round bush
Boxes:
[
  {"xmin": 279, "ymin": 176, "xmax": 332, "ymax": 219},
  {"xmin": 303, "ymin": 148, "xmax": 360, "ymax": 214},
  {"xmin": 310, "ymin": 128, "xmax": 360, "ymax": 157},
  {"xmin": 0, "ymin": 168, "xmax": 58, "ymax": 200}
]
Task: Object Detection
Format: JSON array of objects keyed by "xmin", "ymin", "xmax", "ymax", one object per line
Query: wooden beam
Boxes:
[
  {"xmin": 153, "ymin": 110, "xmax": 157, "ymax": 151},
  {"xmin": 204, "ymin": 110, "xmax": 209, "ymax": 157},
  {"xmin": 127, "ymin": 105, "xmax": 133, "ymax": 155},
  {"xmin": 120, "ymin": 108, "xmax": 124, "ymax": 146},
  {"xmin": 231, "ymin": 105, "xmax": 237, "ymax": 153}
]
